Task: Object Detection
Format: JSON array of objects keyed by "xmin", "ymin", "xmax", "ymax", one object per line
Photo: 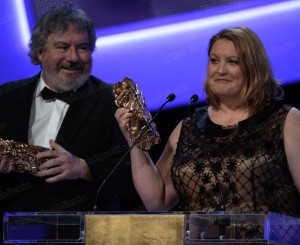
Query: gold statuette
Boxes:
[
  {"xmin": 0, "ymin": 138, "xmax": 48, "ymax": 175},
  {"xmin": 112, "ymin": 77, "xmax": 160, "ymax": 151}
]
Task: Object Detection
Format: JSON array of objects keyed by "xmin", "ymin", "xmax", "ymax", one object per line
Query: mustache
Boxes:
[{"xmin": 59, "ymin": 62, "xmax": 83, "ymax": 70}]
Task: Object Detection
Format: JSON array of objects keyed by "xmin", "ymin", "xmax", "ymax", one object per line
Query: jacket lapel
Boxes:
[
  {"xmin": 55, "ymin": 80, "xmax": 100, "ymax": 148},
  {"xmin": 5, "ymin": 75, "xmax": 39, "ymax": 143}
]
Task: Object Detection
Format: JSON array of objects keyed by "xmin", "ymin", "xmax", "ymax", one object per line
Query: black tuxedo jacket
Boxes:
[{"xmin": 0, "ymin": 73, "xmax": 135, "ymax": 212}]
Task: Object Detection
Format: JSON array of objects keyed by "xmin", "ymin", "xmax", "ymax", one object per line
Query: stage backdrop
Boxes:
[{"xmin": 0, "ymin": 0, "xmax": 299, "ymax": 111}]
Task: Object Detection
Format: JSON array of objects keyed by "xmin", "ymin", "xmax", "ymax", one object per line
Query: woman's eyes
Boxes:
[
  {"xmin": 228, "ymin": 59, "xmax": 239, "ymax": 65},
  {"xmin": 210, "ymin": 57, "xmax": 239, "ymax": 65},
  {"xmin": 210, "ymin": 57, "xmax": 218, "ymax": 64}
]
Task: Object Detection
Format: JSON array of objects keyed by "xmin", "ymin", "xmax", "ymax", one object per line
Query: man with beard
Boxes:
[{"xmin": 0, "ymin": 3, "xmax": 137, "ymax": 219}]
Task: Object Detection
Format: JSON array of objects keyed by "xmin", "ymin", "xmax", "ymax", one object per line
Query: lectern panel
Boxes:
[
  {"xmin": 85, "ymin": 214, "xmax": 185, "ymax": 245},
  {"xmin": 3, "ymin": 212, "xmax": 300, "ymax": 244}
]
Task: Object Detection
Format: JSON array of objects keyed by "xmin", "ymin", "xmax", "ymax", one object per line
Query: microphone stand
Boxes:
[
  {"xmin": 93, "ymin": 93, "xmax": 175, "ymax": 211},
  {"xmin": 212, "ymin": 172, "xmax": 230, "ymax": 240},
  {"xmin": 187, "ymin": 94, "xmax": 230, "ymax": 239}
]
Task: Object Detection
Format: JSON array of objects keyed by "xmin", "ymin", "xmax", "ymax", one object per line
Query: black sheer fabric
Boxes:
[
  {"xmin": 171, "ymin": 101, "xmax": 300, "ymax": 215},
  {"xmin": 171, "ymin": 101, "xmax": 300, "ymax": 238}
]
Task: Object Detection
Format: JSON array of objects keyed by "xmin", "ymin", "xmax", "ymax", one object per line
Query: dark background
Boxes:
[{"xmin": 27, "ymin": 0, "xmax": 274, "ymax": 30}]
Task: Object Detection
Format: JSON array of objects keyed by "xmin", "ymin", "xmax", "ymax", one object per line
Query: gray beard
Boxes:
[{"xmin": 42, "ymin": 70, "xmax": 89, "ymax": 92}]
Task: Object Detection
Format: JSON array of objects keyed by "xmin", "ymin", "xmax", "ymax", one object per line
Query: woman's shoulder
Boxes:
[{"xmin": 285, "ymin": 106, "xmax": 300, "ymax": 124}]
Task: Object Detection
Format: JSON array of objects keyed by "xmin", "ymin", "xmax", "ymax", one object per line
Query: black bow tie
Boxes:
[{"xmin": 41, "ymin": 87, "xmax": 75, "ymax": 104}]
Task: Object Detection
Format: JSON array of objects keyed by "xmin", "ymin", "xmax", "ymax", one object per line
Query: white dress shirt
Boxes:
[{"xmin": 28, "ymin": 76, "xmax": 69, "ymax": 148}]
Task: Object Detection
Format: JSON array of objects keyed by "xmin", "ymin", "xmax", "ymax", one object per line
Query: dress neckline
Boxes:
[{"xmin": 196, "ymin": 100, "xmax": 280, "ymax": 137}]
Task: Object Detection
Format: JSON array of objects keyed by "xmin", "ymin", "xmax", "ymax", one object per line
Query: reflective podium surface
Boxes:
[
  {"xmin": 186, "ymin": 212, "xmax": 300, "ymax": 244},
  {"xmin": 3, "ymin": 212, "xmax": 84, "ymax": 244},
  {"xmin": 3, "ymin": 211, "xmax": 300, "ymax": 245}
]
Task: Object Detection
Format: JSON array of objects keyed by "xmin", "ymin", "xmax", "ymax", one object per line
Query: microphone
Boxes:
[
  {"xmin": 93, "ymin": 93, "xmax": 176, "ymax": 211},
  {"xmin": 190, "ymin": 94, "xmax": 199, "ymax": 104},
  {"xmin": 166, "ymin": 93, "xmax": 176, "ymax": 103},
  {"xmin": 188, "ymin": 94, "xmax": 199, "ymax": 118}
]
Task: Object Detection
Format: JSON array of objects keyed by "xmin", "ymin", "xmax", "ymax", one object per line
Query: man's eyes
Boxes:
[
  {"xmin": 55, "ymin": 46, "xmax": 89, "ymax": 52},
  {"xmin": 77, "ymin": 46, "xmax": 89, "ymax": 52},
  {"xmin": 56, "ymin": 46, "xmax": 67, "ymax": 51}
]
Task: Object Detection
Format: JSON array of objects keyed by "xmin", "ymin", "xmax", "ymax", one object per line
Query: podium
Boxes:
[{"xmin": 3, "ymin": 211, "xmax": 300, "ymax": 244}]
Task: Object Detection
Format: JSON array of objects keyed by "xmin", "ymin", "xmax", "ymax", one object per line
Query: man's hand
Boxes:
[
  {"xmin": 0, "ymin": 155, "xmax": 15, "ymax": 173},
  {"xmin": 37, "ymin": 139, "xmax": 92, "ymax": 183}
]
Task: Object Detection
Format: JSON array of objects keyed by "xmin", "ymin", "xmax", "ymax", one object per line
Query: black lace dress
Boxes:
[{"xmin": 171, "ymin": 101, "xmax": 300, "ymax": 238}]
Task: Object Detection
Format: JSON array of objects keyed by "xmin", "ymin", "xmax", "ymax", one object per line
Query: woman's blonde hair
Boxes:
[{"xmin": 204, "ymin": 26, "xmax": 282, "ymax": 115}]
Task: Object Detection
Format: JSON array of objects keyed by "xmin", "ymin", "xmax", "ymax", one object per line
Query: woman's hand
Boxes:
[{"xmin": 115, "ymin": 108, "xmax": 133, "ymax": 145}]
